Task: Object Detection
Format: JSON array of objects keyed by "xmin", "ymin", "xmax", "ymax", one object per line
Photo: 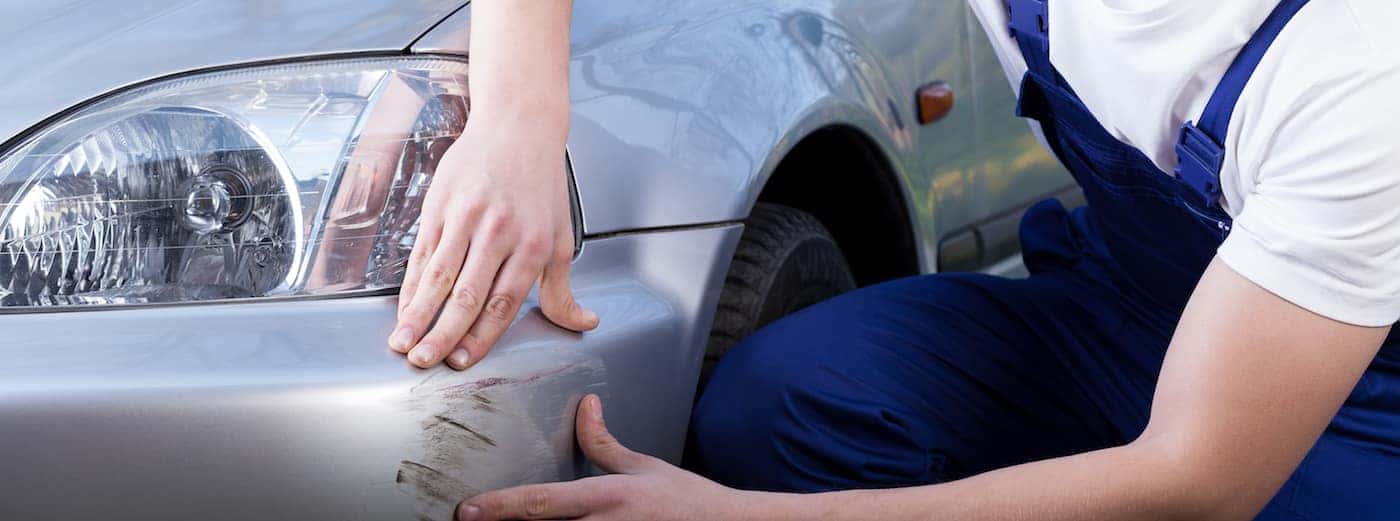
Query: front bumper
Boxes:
[{"xmin": 0, "ymin": 224, "xmax": 740, "ymax": 521}]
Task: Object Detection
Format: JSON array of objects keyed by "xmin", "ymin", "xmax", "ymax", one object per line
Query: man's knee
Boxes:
[
  {"xmin": 689, "ymin": 294, "xmax": 950, "ymax": 491},
  {"xmin": 688, "ymin": 310, "xmax": 838, "ymax": 489},
  {"xmin": 691, "ymin": 323, "xmax": 807, "ymax": 437}
]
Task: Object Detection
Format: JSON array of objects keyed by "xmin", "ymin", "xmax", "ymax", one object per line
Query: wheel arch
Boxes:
[{"xmin": 751, "ymin": 121, "xmax": 923, "ymax": 286}]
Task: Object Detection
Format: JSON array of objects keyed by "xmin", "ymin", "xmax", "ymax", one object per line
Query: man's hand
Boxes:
[
  {"xmin": 388, "ymin": 117, "xmax": 597, "ymax": 370},
  {"xmin": 457, "ymin": 395, "xmax": 759, "ymax": 521},
  {"xmin": 386, "ymin": 0, "xmax": 596, "ymax": 370}
]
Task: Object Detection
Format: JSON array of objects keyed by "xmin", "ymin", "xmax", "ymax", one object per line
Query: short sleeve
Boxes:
[{"xmin": 1217, "ymin": 54, "xmax": 1400, "ymax": 327}]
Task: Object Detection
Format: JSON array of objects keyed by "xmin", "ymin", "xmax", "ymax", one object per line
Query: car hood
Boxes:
[{"xmin": 0, "ymin": 0, "xmax": 466, "ymax": 147}]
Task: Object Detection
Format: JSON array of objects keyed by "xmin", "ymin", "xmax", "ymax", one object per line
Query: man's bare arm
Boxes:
[{"xmin": 793, "ymin": 258, "xmax": 1386, "ymax": 520}]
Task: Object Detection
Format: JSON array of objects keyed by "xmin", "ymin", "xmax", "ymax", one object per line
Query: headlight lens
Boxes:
[{"xmin": 0, "ymin": 57, "xmax": 472, "ymax": 307}]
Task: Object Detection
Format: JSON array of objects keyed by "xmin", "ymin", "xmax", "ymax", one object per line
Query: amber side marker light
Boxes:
[{"xmin": 917, "ymin": 81, "xmax": 955, "ymax": 125}]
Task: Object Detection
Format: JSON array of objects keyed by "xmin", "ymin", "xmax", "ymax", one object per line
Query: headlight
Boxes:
[{"xmin": 0, "ymin": 57, "xmax": 480, "ymax": 308}]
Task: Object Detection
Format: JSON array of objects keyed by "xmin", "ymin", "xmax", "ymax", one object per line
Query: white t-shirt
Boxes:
[{"xmin": 969, "ymin": 0, "xmax": 1400, "ymax": 326}]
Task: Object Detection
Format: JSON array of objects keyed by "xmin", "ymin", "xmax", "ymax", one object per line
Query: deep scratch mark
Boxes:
[
  {"xmin": 470, "ymin": 393, "xmax": 499, "ymax": 413},
  {"xmin": 437, "ymin": 363, "xmax": 581, "ymax": 397},
  {"xmin": 470, "ymin": 376, "xmax": 514, "ymax": 389},
  {"xmin": 431, "ymin": 414, "xmax": 498, "ymax": 447},
  {"xmin": 395, "ymin": 460, "xmax": 475, "ymax": 504},
  {"xmin": 399, "ymin": 361, "xmax": 596, "ymax": 518}
]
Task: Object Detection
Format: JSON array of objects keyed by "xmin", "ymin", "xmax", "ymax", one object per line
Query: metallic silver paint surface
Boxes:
[
  {"xmin": 418, "ymin": 0, "xmax": 1070, "ymax": 271},
  {"xmin": 0, "ymin": 225, "xmax": 740, "ymax": 521},
  {"xmin": 0, "ymin": 0, "xmax": 1073, "ymax": 517},
  {"xmin": 0, "ymin": 0, "xmax": 467, "ymax": 147}
]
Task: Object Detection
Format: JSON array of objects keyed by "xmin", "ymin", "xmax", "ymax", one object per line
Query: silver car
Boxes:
[{"xmin": 0, "ymin": 1, "xmax": 1070, "ymax": 519}]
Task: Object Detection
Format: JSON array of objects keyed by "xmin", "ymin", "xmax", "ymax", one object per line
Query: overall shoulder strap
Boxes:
[
  {"xmin": 1175, "ymin": 0, "xmax": 1311, "ymax": 206},
  {"xmin": 1007, "ymin": 0, "xmax": 1052, "ymax": 79}
]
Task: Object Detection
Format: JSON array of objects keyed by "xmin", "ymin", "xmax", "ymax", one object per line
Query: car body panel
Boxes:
[
  {"xmin": 417, "ymin": 0, "xmax": 1068, "ymax": 270},
  {"xmin": 0, "ymin": 0, "xmax": 1070, "ymax": 519},
  {"xmin": 0, "ymin": 0, "xmax": 467, "ymax": 148},
  {"xmin": 0, "ymin": 224, "xmax": 740, "ymax": 520}
]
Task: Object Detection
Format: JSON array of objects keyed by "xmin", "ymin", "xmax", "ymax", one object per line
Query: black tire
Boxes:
[{"xmin": 701, "ymin": 203, "xmax": 857, "ymax": 383}]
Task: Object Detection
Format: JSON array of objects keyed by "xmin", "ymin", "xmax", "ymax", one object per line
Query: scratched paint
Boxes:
[{"xmin": 394, "ymin": 358, "xmax": 605, "ymax": 520}]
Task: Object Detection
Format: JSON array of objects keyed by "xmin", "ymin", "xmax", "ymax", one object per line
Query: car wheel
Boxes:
[{"xmin": 701, "ymin": 203, "xmax": 856, "ymax": 383}]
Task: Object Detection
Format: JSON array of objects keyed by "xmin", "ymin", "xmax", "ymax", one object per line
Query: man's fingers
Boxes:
[
  {"xmin": 458, "ymin": 253, "xmax": 546, "ymax": 365},
  {"xmin": 459, "ymin": 480, "xmax": 608, "ymax": 521},
  {"xmin": 575, "ymin": 395, "xmax": 652, "ymax": 474},
  {"xmin": 397, "ymin": 218, "xmax": 442, "ymax": 318},
  {"xmin": 391, "ymin": 219, "xmax": 443, "ymax": 353},
  {"xmin": 396, "ymin": 224, "xmax": 473, "ymax": 365},
  {"xmin": 458, "ymin": 398, "xmax": 664, "ymax": 521},
  {"xmin": 539, "ymin": 252, "xmax": 599, "ymax": 333},
  {"xmin": 425, "ymin": 244, "xmax": 508, "ymax": 371}
]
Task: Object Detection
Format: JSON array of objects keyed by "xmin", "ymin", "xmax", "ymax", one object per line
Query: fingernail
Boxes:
[
  {"xmin": 448, "ymin": 350, "xmax": 472, "ymax": 369},
  {"xmin": 390, "ymin": 326, "xmax": 414, "ymax": 350},
  {"xmin": 458, "ymin": 504, "xmax": 481, "ymax": 521},
  {"xmin": 589, "ymin": 395, "xmax": 604, "ymax": 421},
  {"xmin": 584, "ymin": 309, "xmax": 599, "ymax": 326},
  {"xmin": 409, "ymin": 344, "xmax": 436, "ymax": 366}
]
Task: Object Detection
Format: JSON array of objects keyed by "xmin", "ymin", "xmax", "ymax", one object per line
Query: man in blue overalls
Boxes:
[{"xmin": 457, "ymin": 1, "xmax": 1400, "ymax": 519}]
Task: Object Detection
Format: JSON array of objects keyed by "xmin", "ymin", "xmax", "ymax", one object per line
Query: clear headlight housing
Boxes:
[{"xmin": 0, "ymin": 57, "xmax": 486, "ymax": 308}]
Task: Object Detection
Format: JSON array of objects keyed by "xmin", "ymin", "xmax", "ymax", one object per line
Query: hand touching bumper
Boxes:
[
  {"xmin": 387, "ymin": 0, "xmax": 590, "ymax": 370},
  {"xmin": 458, "ymin": 396, "xmax": 756, "ymax": 521},
  {"xmin": 388, "ymin": 117, "xmax": 597, "ymax": 370}
]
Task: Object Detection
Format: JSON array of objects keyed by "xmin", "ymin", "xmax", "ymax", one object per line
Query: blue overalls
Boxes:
[{"xmin": 689, "ymin": 1, "xmax": 1400, "ymax": 518}]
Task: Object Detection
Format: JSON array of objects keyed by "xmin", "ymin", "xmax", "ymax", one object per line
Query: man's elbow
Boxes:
[{"xmin": 1127, "ymin": 432, "xmax": 1289, "ymax": 521}]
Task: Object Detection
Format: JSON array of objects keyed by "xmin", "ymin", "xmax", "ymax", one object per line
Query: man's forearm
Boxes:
[
  {"xmin": 837, "ymin": 442, "xmax": 1206, "ymax": 520},
  {"xmin": 745, "ymin": 439, "xmax": 1223, "ymax": 521},
  {"xmin": 739, "ymin": 439, "xmax": 1198, "ymax": 521},
  {"xmin": 468, "ymin": 0, "xmax": 573, "ymax": 135}
]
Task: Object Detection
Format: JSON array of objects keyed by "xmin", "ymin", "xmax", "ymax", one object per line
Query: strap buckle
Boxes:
[
  {"xmin": 1009, "ymin": 0, "xmax": 1048, "ymax": 44},
  {"xmin": 1008, "ymin": 0, "xmax": 1050, "ymax": 75},
  {"xmin": 1174, "ymin": 122, "xmax": 1225, "ymax": 206}
]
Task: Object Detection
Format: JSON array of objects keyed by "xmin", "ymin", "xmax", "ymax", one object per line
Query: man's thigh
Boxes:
[{"xmin": 688, "ymin": 268, "xmax": 1168, "ymax": 492}]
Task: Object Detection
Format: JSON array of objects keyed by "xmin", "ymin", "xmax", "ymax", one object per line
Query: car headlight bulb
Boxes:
[{"xmin": 180, "ymin": 165, "xmax": 253, "ymax": 234}]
